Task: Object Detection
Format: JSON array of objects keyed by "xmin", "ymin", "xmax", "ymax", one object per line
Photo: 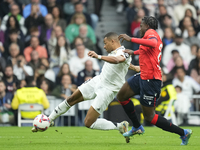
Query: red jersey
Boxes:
[{"xmin": 135, "ymin": 29, "xmax": 162, "ymax": 80}]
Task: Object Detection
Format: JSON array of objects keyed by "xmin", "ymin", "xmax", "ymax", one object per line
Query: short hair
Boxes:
[
  {"xmin": 104, "ymin": 32, "xmax": 118, "ymax": 40},
  {"xmin": 142, "ymin": 16, "xmax": 158, "ymax": 30},
  {"xmin": 4, "ymin": 64, "xmax": 13, "ymax": 72},
  {"xmin": 29, "ymin": 27, "xmax": 39, "ymax": 33},
  {"xmin": 9, "ymin": 43, "xmax": 20, "ymax": 51},
  {"xmin": 9, "ymin": 28, "xmax": 18, "ymax": 35},
  {"xmin": 176, "ymin": 66, "xmax": 186, "ymax": 74},
  {"xmin": 25, "ymin": 76, "xmax": 35, "ymax": 86},
  {"xmin": 175, "ymin": 85, "xmax": 182, "ymax": 91},
  {"xmin": 74, "ymin": 1, "xmax": 82, "ymax": 6},
  {"xmin": 163, "ymin": 14, "xmax": 172, "ymax": 19}
]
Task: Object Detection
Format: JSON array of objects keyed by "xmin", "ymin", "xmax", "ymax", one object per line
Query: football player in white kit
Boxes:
[{"xmin": 32, "ymin": 32, "xmax": 135, "ymax": 140}]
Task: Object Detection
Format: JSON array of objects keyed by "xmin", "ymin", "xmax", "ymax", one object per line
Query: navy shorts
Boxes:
[{"xmin": 127, "ymin": 73, "xmax": 162, "ymax": 107}]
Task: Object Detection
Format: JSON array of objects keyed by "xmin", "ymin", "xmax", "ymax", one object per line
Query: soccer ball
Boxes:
[{"xmin": 33, "ymin": 114, "xmax": 50, "ymax": 132}]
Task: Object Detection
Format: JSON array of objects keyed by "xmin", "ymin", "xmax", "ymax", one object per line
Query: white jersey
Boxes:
[{"xmin": 99, "ymin": 46, "xmax": 132, "ymax": 91}]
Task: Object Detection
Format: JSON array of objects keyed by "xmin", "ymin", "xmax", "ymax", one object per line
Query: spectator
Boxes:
[
  {"xmin": 169, "ymin": 55, "xmax": 189, "ymax": 77},
  {"xmin": 78, "ymin": 24, "xmax": 96, "ymax": 51},
  {"xmin": 51, "ymin": 74, "xmax": 76, "ymax": 99},
  {"xmin": 56, "ymin": 63, "xmax": 75, "ymax": 85},
  {"xmin": 188, "ymin": 48, "xmax": 200, "ymax": 84},
  {"xmin": 7, "ymin": 43, "xmax": 20, "ymax": 66},
  {"xmin": 154, "ymin": 0, "xmax": 174, "ymax": 19},
  {"xmin": 50, "ymin": 35, "xmax": 71, "ymax": 75},
  {"xmin": 2, "ymin": 65, "xmax": 19, "ymax": 94},
  {"xmin": 174, "ymin": 85, "xmax": 190, "ymax": 125},
  {"xmin": 0, "ymin": 4, "xmax": 26, "ymax": 35},
  {"xmin": 47, "ymin": 25, "xmax": 64, "ymax": 57},
  {"xmin": 11, "ymin": 76, "xmax": 49, "ymax": 119},
  {"xmin": 172, "ymin": 66, "xmax": 200, "ymax": 110},
  {"xmin": 63, "ymin": 0, "xmax": 87, "ymax": 16},
  {"xmin": 126, "ymin": 0, "xmax": 149, "ymax": 34},
  {"xmin": 23, "ymin": 0, "xmax": 48, "ymax": 18},
  {"xmin": 25, "ymin": 27, "xmax": 46, "ymax": 48},
  {"xmin": 24, "ymin": 4, "xmax": 44, "ymax": 32},
  {"xmin": 162, "ymin": 27, "xmax": 175, "ymax": 50},
  {"xmin": 0, "ymin": 0, "xmax": 22, "ymax": 19},
  {"xmin": 130, "ymin": 8, "xmax": 145, "ymax": 50},
  {"xmin": 0, "ymin": 80, "xmax": 15, "ymax": 125},
  {"xmin": 45, "ymin": 0, "xmax": 62, "ymax": 14},
  {"xmin": 130, "ymin": 8, "xmax": 145, "ymax": 38},
  {"xmin": 38, "ymin": 13, "xmax": 54, "ymax": 42},
  {"xmin": 69, "ymin": 41, "xmax": 100, "ymax": 77},
  {"xmin": 162, "ymin": 14, "xmax": 176, "ymax": 31},
  {"xmin": 34, "ymin": 58, "xmax": 51, "ymax": 87},
  {"xmin": 52, "ymin": 6, "xmax": 66, "ymax": 32},
  {"xmin": 162, "ymin": 28, "xmax": 192, "ymax": 70},
  {"xmin": 174, "ymin": 0, "xmax": 197, "ymax": 26},
  {"xmin": 4, "ymin": 15, "xmax": 24, "ymax": 41},
  {"xmin": 24, "ymin": 36, "xmax": 48, "ymax": 62},
  {"xmin": 157, "ymin": 5, "xmax": 169, "ymax": 29},
  {"xmin": 3, "ymin": 28, "xmax": 24, "ymax": 57},
  {"xmin": 179, "ymin": 8, "xmax": 199, "ymax": 32},
  {"xmin": 179, "ymin": 16, "xmax": 193, "ymax": 38},
  {"xmin": 66, "ymin": 1, "xmax": 93, "ymax": 28},
  {"xmin": 18, "ymin": 79, "xmax": 27, "ymax": 89},
  {"xmin": 65, "ymin": 13, "xmax": 96, "ymax": 44},
  {"xmin": 27, "ymin": 50, "xmax": 43, "ymax": 72},
  {"xmin": 40, "ymin": 79, "xmax": 52, "ymax": 95},
  {"xmin": 190, "ymin": 44, "xmax": 199, "ymax": 59},
  {"xmin": 184, "ymin": 26, "xmax": 200, "ymax": 47},
  {"xmin": 76, "ymin": 60, "xmax": 99, "ymax": 86},
  {"xmin": 167, "ymin": 50, "xmax": 188, "ymax": 73},
  {"xmin": 13, "ymin": 55, "xmax": 34, "ymax": 80}
]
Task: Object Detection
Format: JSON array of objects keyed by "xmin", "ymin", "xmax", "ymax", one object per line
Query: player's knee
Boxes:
[
  {"xmin": 84, "ymin": 118, "xmax": 92, "ymax": 128},
  {"xmin": 117, "ymin": 93, "xmax": 125, "ymax": 102},
  {"xmin": 143, "ymin": 113, "xmax": 154, "ymax": 122}
]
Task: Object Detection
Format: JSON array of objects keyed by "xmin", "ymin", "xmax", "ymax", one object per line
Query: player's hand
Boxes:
[
  {"xmin": 123, "ymin": 49, "xmax": 134, "ymax": 55},
  {"xmin": 88, "ymin": 51, "xmax": 98, "ymax": 58},
  {"xmin": 118, "ymin": 34, "xmax": 131, "ymax": 43}
]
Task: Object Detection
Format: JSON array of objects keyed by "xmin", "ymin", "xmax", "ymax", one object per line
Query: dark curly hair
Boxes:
[{"xmin": 142, "ymin": 16, "xmax": 158, "ymax": 30}]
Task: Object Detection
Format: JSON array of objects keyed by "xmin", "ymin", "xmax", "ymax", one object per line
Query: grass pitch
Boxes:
[{"xmin": 0, "ymin": 126, "xmax": 199, "ymax": 150}]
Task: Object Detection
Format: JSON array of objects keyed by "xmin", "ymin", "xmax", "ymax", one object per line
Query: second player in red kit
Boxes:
[{"xmin": 116, "ymin": 16, "xmax": 192, "ymax": 145}]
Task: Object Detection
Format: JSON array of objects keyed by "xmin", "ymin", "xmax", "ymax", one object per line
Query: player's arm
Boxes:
[
  {"xmin": 123, "ymin": 49, "xmax": 139, "ymax": 55},
  {"xmin": 88, "ymin": 51, "xmax": 125, "ymax": 64},
  {"xmin": 129, "ymin": 63, "xmax": 140, "ymax": 72},
  {"xmin": 119, "ymin": 34, "xmax": 157, "ymax": 48}
]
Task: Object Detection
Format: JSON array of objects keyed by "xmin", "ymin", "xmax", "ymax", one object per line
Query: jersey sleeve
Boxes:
[
  {"xmin": 116, "ymin": 49, "xmax": 130, "ymax": 59},
  {"xmin": 144, "ymin": 30, "xmax": 158, "ymax": 41}
]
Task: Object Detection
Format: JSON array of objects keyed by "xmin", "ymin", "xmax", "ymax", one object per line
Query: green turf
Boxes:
[{"xmin": 0, "ymin": 126, "xmax": 199, "ymax": 150}]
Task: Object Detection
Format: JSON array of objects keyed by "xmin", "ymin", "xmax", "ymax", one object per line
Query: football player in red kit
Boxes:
[{"xmin": 117, "ymin": 16, "xmax": 192, "ymax": 145}]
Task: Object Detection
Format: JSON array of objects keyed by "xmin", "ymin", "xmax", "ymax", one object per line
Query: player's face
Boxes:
[
  {"xmin": 140, "ymin": 21, "xmax": 148, "ymax": 38},
  {"xmin": 103, "ymin": 37, "xmax": 113, "ymax": 53}
]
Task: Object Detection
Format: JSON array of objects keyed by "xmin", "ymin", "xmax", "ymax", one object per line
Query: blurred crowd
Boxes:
[
  {"xmin": 0, "ymin": 0, "xmax": 102, "ymax": 125},
  {"xmin": 0, "ymin": 0, "xmax": 200, "ymax": 126}
]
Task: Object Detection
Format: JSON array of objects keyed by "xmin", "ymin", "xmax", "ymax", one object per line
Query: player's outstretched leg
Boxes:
[
  {"xmin": 142, "ymin": 105, "xmax": 192, "ymax": 145},
  {"xmin": 31, "ymin": 89, "xmax": 84, "ymax": 132},
  {"xmin": 84, "ymin": 106, "xmax": 130, "ymax": 142}
]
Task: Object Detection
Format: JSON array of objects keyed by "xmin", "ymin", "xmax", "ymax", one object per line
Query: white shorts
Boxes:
[{"xmin": 78, "ymin": 76, "xmax": 117, "ymax": 114}]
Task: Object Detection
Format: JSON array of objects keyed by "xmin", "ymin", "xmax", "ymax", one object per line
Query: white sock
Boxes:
[
  {"xmin": 90, "ymin": 118, "xmax": 120, "ymax": 130},
  {"xmin": 49, "ymin": 100, "xmax": 71, "ymax": 122}
]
